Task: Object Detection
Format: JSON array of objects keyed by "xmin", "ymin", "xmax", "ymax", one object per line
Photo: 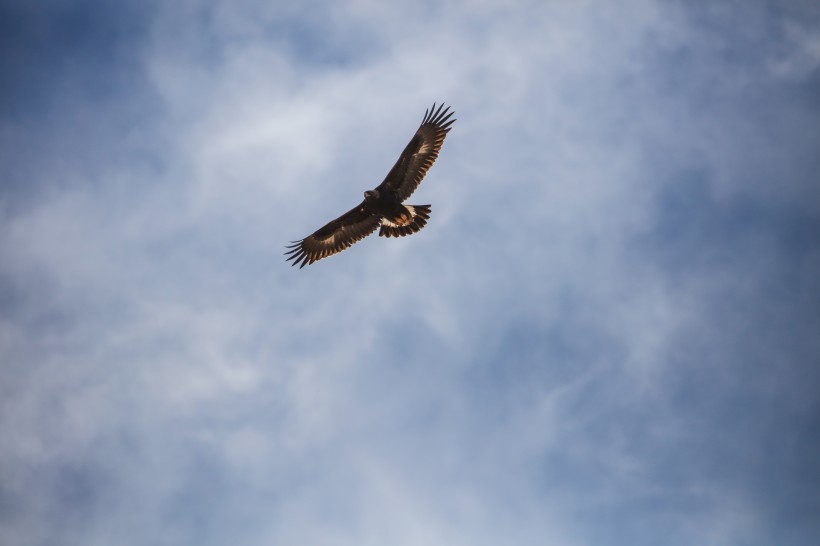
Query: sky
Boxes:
[{"xmin": 1, "ymin": 0, "xmax": 819, "ymax": 544}]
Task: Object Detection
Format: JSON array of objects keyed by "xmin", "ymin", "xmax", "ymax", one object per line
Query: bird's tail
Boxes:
[{"xmin": 379, "ymin": 205, "xmax": 431, "ymax": 238}]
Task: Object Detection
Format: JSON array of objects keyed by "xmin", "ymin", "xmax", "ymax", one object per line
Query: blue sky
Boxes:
[{"xmin": 1, "ymin": 1, "xmax": 819, "ymax": 544}]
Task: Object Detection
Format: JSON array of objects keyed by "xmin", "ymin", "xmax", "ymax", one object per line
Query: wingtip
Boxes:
[
  {"xmin": 422, "ymin": 102, "xmax": 454, "ymax": 127},
  {"xmin": 433, "ymin": 102, "xmax": 445, "ymax": 118}
]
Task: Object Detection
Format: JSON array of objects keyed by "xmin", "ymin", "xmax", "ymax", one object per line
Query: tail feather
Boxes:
[{"xmin": 379, "ymin": 205, "xmax": 431, "ymax": 238}]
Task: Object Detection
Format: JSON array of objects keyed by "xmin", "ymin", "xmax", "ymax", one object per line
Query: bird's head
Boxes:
[{"xmin": 364, "ymin": 189, "xmax": 380, "ymax": 200}]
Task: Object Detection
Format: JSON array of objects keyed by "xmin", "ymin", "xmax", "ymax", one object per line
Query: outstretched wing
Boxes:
[
  {"xmin": 376, "ymin": 103, "xmax": 455, "ymax": 202},
  {"xmin": 285, "ymin": 202, "xmax": 380, "ymax": 268}
]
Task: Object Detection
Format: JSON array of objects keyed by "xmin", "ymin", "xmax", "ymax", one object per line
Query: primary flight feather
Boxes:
[{"xmin": 285, "ymin": 103, "xmax": 455, "ymax": 268}]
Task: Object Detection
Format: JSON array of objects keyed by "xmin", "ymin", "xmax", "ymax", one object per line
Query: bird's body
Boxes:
[
  {"xmin": 364, "ymin": 189, "xmax": 404, "ymax": 221},
  {"xmin": 286, "ymin": 103, "xmax": 455, "ymax": 268}
]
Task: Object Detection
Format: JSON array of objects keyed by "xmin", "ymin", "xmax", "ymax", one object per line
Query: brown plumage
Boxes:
[{"xmin": 285, "ymin": 103, "xmax": 455, "ymax": 268}]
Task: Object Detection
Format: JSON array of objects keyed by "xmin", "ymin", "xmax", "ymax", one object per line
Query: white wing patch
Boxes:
[
  {"xmin": 381, "ymin": 206, "xmax": 421, "ymax": 227},
  {"xmin": 380, "ymin": 217, "xmax": 409, "ymax": 228}
]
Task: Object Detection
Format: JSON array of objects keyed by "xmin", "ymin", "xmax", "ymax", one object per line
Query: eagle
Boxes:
[{"xmin": 285, "ymin": 103, "xmax": 455, "ymax": 268}]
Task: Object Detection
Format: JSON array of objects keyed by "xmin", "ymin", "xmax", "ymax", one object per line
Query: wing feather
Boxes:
[
  {"xmin": 285, "ymin": 202, "xmax": 380, "ymax": 268},
  {"xmin": 377, "ymin": 103, "xmax": 455, "ymax": 202}
]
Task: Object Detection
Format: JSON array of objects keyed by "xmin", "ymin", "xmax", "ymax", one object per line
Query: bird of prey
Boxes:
[{"xmin": 285, "ymin": 103, "xmax": 455, "ymax": 268}]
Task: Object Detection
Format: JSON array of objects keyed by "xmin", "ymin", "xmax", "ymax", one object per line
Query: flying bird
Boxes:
[{"xmin": 285, "ymin": 103, "xmax": 455, "ymax": 268}]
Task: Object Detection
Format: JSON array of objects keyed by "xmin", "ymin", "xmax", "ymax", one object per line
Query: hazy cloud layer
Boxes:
[{"xmin": 2, "ymin": 1, "xmax": 819, "ymax": 545}]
